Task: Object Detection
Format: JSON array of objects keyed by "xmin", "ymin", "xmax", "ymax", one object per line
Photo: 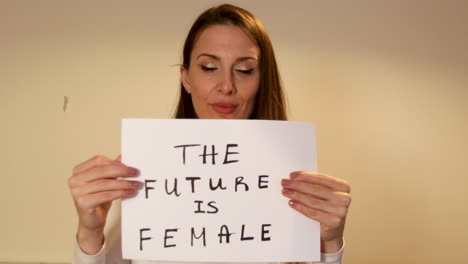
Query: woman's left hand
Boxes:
[{"xmin": 281, "ymin": 172, "xmax": 351, "ymax": 253}]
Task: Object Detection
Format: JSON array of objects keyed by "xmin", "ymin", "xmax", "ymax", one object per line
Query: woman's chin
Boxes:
[
  {"xmin": 196, "ymin": 110, "xmax": 250, "ymax": 119},
  {"xmin": 198, "ymin": 113, "xmax": 243, "ymax": 120},
  {"xmin": 211, "ymin": 114, "xmax": 238, "ymax": 119}
]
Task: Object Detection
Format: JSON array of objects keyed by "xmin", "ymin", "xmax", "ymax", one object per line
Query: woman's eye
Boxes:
[
  {"xmin": 201, "ymin": 65, "xmax": 217, "ymax": 72},
  {"xmin": 236, "ymin": 69, "xmax": 254, "ymax": 74}
]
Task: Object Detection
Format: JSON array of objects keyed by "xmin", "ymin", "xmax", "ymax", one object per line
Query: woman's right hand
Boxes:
[{"xmin": 68, "ymin": 155, "xmax": 142, "ymax": 254}]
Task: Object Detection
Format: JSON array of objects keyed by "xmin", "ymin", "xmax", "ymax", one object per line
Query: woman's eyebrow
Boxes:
[
  {"xmin": 197, "ymin": 53, "xmax": 219, "ymax": 60},
  {"xmin": 236, "ymin": 56, "xmax": 257, "ymax": 62},
  {"xmin": 196, "ymin": 53, "xmax": 257, "ymax": 62}
]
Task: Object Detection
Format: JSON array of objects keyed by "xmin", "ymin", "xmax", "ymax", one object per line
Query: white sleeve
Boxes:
[
  {"xmin": 72, "ymin": 237, "xmax": 131, "ymax": 264},
  {"xmin": 72, "ymin": 200, "xmax": 130, "ymax": 264},
  {"xmin": 73, "ymin": 240, "xmax": 107, "ymax": 264},
  {"xmin": 314, "ymin": 241, "xmax": 345, "ymax": 264}
]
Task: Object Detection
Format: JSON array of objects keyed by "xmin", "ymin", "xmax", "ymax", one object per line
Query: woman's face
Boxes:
[{"xmin": 181, "ymin": 25, "xmax": 260, "ymax": 119}]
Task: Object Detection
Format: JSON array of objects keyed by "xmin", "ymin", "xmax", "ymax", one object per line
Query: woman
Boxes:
[{"xmin": 69, "ymin": 4, "xmax": 351, "ymax": 264}]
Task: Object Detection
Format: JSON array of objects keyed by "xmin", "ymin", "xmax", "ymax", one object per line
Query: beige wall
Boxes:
[{"xmin": 1, "ymin": 0, "xmax": 467, "ymax": 263}]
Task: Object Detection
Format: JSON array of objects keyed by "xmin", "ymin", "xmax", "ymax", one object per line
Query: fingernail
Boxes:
[
  {"xmin": 288, "ymin": 200, "xmax": 296, "ymax": 207},
  {"xmin": 290, "ymin": 172, "xmax": 299, "ymax": 179},
  {"xmin": 130, "ymin": 181, "xmax": 142, "ymax": 188},
  {"xmin": 128, "ymin": 167, "xmax": 140, "ymax": 176},
  {"xmin": 282, "ymin": 188, "xmax": 292, "ymax": 195},
  {"xmin": 125, "ymin": 189, "xmax": 138, "ymax": 197},
  {"xmin": 281, "ymin": 179, "xmax": 291, "ymax": 186}
]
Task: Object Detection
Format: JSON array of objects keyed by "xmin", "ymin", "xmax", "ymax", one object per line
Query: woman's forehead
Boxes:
[{"xmin": 192, "ymin": 25, "xmax": 260, "ymax": 60}]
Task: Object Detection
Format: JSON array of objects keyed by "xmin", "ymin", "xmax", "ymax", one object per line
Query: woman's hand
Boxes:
[
  {"xmin": 68, "ymin": 155, "xmax": 142, "ymax": 254},
  {"xmin": 281, "ymin": 172, "xmax": 351, "ymax": 253}
]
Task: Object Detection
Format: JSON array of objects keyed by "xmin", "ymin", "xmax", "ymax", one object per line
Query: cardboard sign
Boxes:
[{"xmin": 121, "ymin": 119, "xmax": 320, "ymax": 262}]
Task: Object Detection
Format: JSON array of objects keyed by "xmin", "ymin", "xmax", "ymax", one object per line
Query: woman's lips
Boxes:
[{"xmin": 211, "ymin": 102, "xmax": 237, "ymax": 114}]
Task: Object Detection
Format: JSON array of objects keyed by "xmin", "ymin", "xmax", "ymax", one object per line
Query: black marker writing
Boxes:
[
  {"xmin": 165, "ymin": 178, "xmax": 181, "ymax": 197},
  {"xmin": 144, "ymin": 180, "xmax": 156, "ymax": 199},
  {"xmin": 194, "ymin": 200, "xmax": 219, "ymax": 214},
  {"xmin": 209, "ymin": 178, "xmax": 227, "ymax": 191},
  {"xmin": 218, "ymin": 225, "xmax": 233, "ymax": 244},
  {"xmin": 235, "ymin": 176, "xmax": 249, "ymax": 192},
  {"xmin": 258, "ymin": 175, "xmax": 269, "ymax": 189},
  {"xmin": 185, "ymin": 176, "xmax": 201, "ymax": 193},
  {"xmin": 139, "ymin": 228, "xmax": 151, "ymax": 251},
  {"xmin": 173, "ymin": 144, "xmax": 201, "ymax": 165},
  {"xmin": 261, "ymin": 224, "xmax": 271, "ymax": 241},
  {"xmin": 199, "ymin": 145, "xmax": 218, "ymax": 165},
  {"xmin": 173, "ymin": 144, "xmax": 239, "ymax": 165},
  {"xmin": 223, "ymin": 144, "xmax": 239, "ymax": 164},
  {"xmin": 191, "ymin": 227, "xmax": 206, "ymax": 247},
  {"xmin": 240, "ymin": 224, "xmax": 254, "ymax": 241},
  {"xmin": 164, "ymin": 228, "xmax": 178, "ymax": 248}
]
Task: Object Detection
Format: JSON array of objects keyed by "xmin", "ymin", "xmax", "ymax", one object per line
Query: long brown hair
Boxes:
[{"xmin": 173, "ymin": 4, "xmax": 287, "ymax": 120}]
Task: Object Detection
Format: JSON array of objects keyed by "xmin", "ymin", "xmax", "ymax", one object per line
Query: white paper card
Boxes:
[{"xmin": 121, "ymin": 119, "xmax": 319, "ymax": 262}]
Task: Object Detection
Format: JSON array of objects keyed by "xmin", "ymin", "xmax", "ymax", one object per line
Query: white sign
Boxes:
[{"xmin": 121, "ymin": 119, "xmax": 320, "ymax": 262}]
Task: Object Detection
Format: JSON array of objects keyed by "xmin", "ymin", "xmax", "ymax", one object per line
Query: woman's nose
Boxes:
[{"xmin": 218, "ymin": 71, "xmax": 235, "ymax": 94}]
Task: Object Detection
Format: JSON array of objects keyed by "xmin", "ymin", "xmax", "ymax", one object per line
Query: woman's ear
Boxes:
[{"xmin": 180, "ymin": 65, "xmax": 191, "ymax": 94}]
